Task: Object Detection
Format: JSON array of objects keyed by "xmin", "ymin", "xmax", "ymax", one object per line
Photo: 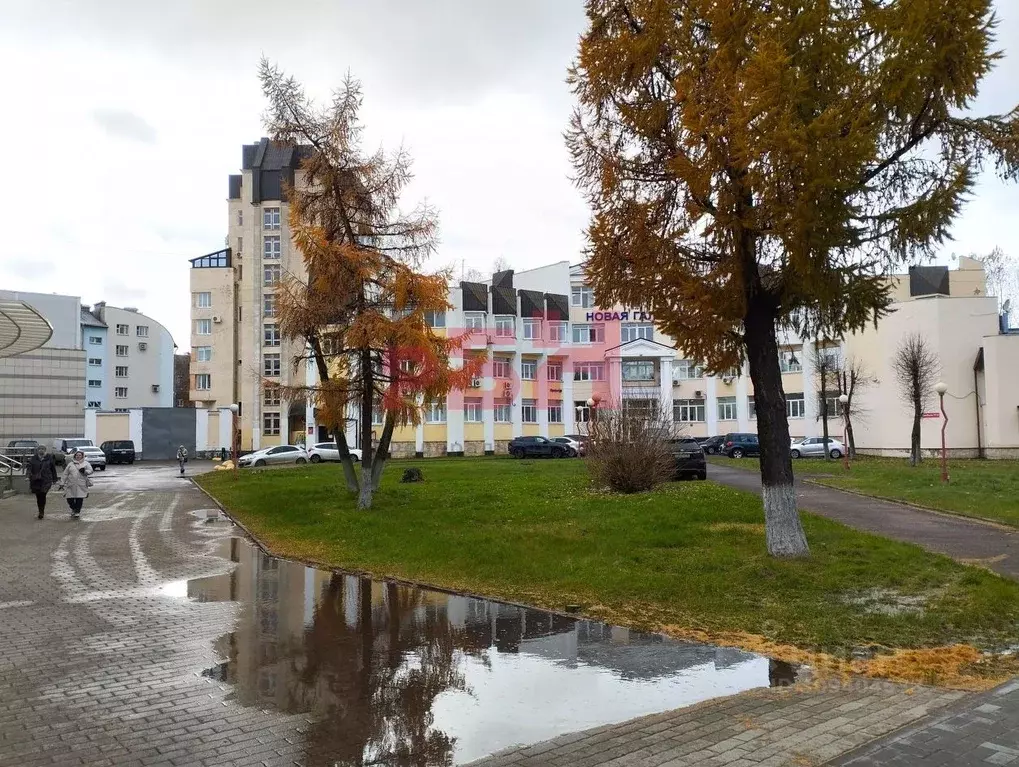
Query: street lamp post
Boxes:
[
  {"xmin": 934, "ymin": 382, "xmax": 949, "ymax": 483},
  {"xmin": 838, "ymin": 393, "xmax": 850, "ymax": 471},
  {"xmin": 228, "ymin": 403, "xmax": 239, "ymax": 477}
]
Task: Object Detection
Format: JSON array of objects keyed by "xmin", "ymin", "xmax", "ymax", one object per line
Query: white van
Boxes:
[{"xmin": 51, "ymin": 437, "xmax": 95, "ymax": 466}]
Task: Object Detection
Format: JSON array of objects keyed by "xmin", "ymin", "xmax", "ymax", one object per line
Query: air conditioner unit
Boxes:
[
  {"xmin": 151, "ymin": 385, "xmax": 160, "ymax": 393},
  {"xmin": 138, "ymin": 342, "xmax": 147, "ymax": 351},
  {"xmin": 694, "ymin": 390, "xmax": 703, "ymax": 398},
  {"xmin": 722, "ymin": 376, "xmax": 735, "ymax": 385},
  {"xmin": 213, "ymin": 315, "xmax": 223, "ymax": 323},
  {"xmin": 469, "ymin": 377, "xmax": 482, "ymax": 388}
]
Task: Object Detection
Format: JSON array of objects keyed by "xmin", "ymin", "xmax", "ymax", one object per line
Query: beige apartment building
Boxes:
[{"xmin": 190, "ymin": 141, "xmax": 1019, "ymax": 458}]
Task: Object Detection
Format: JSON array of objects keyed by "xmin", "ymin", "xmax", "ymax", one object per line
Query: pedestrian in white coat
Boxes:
[{"xmin": 59, "ymin": 450, "xmax": 93, "ymax": 518}]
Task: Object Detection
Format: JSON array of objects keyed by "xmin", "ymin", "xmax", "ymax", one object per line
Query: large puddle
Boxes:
[{"xmin": 179, "ymin": 532, "xmax": 798, "ymax": 765}]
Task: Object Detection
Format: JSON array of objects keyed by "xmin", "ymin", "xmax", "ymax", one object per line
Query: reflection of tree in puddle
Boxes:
[{"xmin": 210, "ymin": 549, "xmax": 491, "ymax": 766}]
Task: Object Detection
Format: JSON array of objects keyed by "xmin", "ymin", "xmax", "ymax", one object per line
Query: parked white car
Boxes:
[
  {"xmin": 306, "ymin": 442, "xmax": 363, "ymax": 463},
  {"xmin": 237, "ymin": 445, "xmax": 309, "ymax": 468},
  {"xmin": 790, "ymin": 437, "xmax": 845, "ymax": 459},
  {"xmin": 552, "ymin": 437, "xmax": 584, "ymax": 457},
  {"xmin": 80, "ymin": 446, "xmax": 107, "ymax": 471}
]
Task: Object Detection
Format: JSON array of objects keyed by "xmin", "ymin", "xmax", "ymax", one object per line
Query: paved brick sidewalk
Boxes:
[
  {"xmin": 834, "ymin": 679, "xmax": 1019, "ymax": 766},
  {"xmin": 468, "ymin": 682, "xmax": 965, "ymax": 767},
  {"xmin": 709, "ymin": 463, "xmax": 1019, "ymax": 580}
]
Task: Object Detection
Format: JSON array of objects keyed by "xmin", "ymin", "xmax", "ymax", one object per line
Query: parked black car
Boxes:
[
  {"xmin": 669, "ymin": 438, "xmax": 707, "ymax": 480},
  {"xmin": 698, "ymin": 435, "xmax": 726, "ymax": 455},
  {"xmin": 722, "ymin": 433, "xmax": 760, "ymax": 458},
  {"xmin": 100, "ymin": 440, "xmax": 136, "ymax": 465},
  {"xmin": 508, "ymin": 436, "xmax": 568, "ymax": 459}
]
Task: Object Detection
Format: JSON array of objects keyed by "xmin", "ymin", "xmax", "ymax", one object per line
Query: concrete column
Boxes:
[
  {"xmin": 280, "ymin": 405, "xmax": 290, "ymax": 446},
  {"xmin": 345, "ymin": 403, "xmax": 358, "ymax": 449},
  {"xmin": 537, "ymin": 353, "xmax": 549, "ymax": 437},
  {"xmin": 218, "ymin": 407, "xmax": 233, "ymax": 451},
  {"xmin": 608, "ymin": 358, "xmax": 623, "ymax": 404},
  {"xmin": 511, "ymin": 353, "xmax": 523, "ymax": 435},
  {"xmin": 305, "ymin": 345, "xmax": 318, "ymax": 443},
  {"xmin": 562, "ymin": 357, "xmax": 575, "ymax": 434},
  {"xmin": 736, "ymin": 366, "xmax": 750, "ymax": 431},
  {"xmin": 129, "ymin": 409, "xmax": 143, "ymax": 457},
  {"xmin": 659, "ymin": 357, "xmax": 673, "ymax": 412},
  {"xmin": 196, "ymin": 408, "xmax": 209, "ymax": 453},
  {"xmin": 446, "ymin": 355, "xmax": 465, "ymax": 455},
  {"xmin": 84, "ymin": 408, "xmax": 98, "ymax": 444},
  {"xmin": 415, "ymin": 421, "xmax": 424, "ymax": 458},
  {"xmin": 706, "ymin": 377, "xmax": 719, "ymax": 435},
  {"xmin": 800, "ymin": 340, "xmax": 816, "ymax": 437},
  {"xmin": 482, "ymin": 349, "xmax": 495, "ymax": 454}
]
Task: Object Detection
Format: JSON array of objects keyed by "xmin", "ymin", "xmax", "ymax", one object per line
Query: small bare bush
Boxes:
[{"xmin": 586, "ymin": 399, "xmax": 677, "ymax": 493}]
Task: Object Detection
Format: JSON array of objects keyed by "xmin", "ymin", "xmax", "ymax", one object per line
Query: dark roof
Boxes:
[
  {"xmin": 80, "ymin": 308, "xmax": 106, "ymax": 328},
  {"xmin": 228, "ymin": 175, "xmax": 242, "ymax": 200},
  {"xmin": 241, "ymin": 138, "xmax": 312, "ymax": 171}
]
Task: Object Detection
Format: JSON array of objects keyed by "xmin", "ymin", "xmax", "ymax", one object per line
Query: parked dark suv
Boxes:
[
  {"xmin": 722, "ymin": 433, "xmax": 760, "ymax": 458},
  {"xmin": 698, "ymin": 435, "xmax": 726, "ymax": 455},
  {"xmin": 508, "ymin": 436, "xmax": 568, "ymax": 459},
  {"xmin": 669, "ymin": 438, "xmax": 707, "ymax": 480},
  {"xmin": 101, "ymin": 440, "xmax": 136, "ymax": 465}
]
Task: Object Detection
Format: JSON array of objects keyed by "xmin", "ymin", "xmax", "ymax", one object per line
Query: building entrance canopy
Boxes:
[{"xmin": 0, "ymin": 300, "xmax": 53, "ymax": 358}]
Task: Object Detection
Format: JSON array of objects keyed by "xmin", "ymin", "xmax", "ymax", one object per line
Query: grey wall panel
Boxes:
[{"xmin": 141, "ymin": 408, "xmax": 196, "ymax": 460}]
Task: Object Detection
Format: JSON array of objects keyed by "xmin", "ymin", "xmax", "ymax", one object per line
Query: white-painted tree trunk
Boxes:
[{"xmin": 762, "ymin": 483, "xmax": 809, "ymax": 557}]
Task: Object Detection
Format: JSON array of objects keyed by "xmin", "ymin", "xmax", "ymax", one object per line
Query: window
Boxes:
[
  {"xmin": 492, "ymin": 358, "xmax": 511, "ymax": 378},
  {"xmin": 190, "ymin": 250, "xmax": 229, "ymax": 268},
  {"xmin": 547, "ymin": 362, "xmax": 562, "ymax": 381},
  {"xmin": 87, "ymin": 401, "xmax": 101, "ymax": 408},
  {"xmin": 115, "ymin": 387, "xmax": 128, "ymax": 398},
  {"xmin": 464, "ymin": 398, "xmax": 483, "ymax": 423},
  {"xmin": 748, "ymin": 396, "xmax": 757, "ymax": 419},
  {"xmin": 572, "ymin": 323, "xmax": 605, "ymax": 344},
  {"xmin": 673, "ymin": 359, "xmax": 705, "ymax": 380},
  {"xmin": 88, "ymin": 358, "xmax": 102, "ymax": 367},
  {"xmin": 263, "ymin": 412, "xmax": 280, "ymax": 436},
  {"xmin": 521, "ymin": 360, "xmax": 537, "ymax": 380},
  {"xmin": 571, "ymin": 285, "xmax": 595, "ymax": 308},
  {"xmin": 263, "ymin": 386, "xmax": 281, "ymax": 406},
  {"xmin": 673, "ymin": 399, "xmax": 706, "ymax": 422},
  {"xmin": 779, "ymin": 349, "xmax": 802, "ymax": 373},
  {"xmin": 88, "ymin": 379, "xmax": 102, "ymax": 388},
  {"xmin": 523, "ymin": 319, "xmax": 541, "ymax": 340},
  {"xmin": 196, "ymin": 319, "xmax": 212, "ymax": 336},
  {"xmin": 263, "ymin": 293, "xmax": 277, "ymax": 318},
  {"xmin": 574, "ymin": 363, "xmax": 605, "ymax": 381},
  {"xmin": 89, "ymin": 336, "xmax": 103, "ymax": 345},
  {"xmin": 136, "ymin": 326, "xmax": 149, "ymax": 338},
  {"xmin": 425, "ymin": 399, "xmax": 447, "ymax": 423},
  {"xmin": 116, "ymin": 345, "xmax": 128, "ymax": 357},
  {"xmin": 263, "ymin": 264, "xmax": 281, "ymax": 286},
  {"xmin": 237, "ymin": 210, "xmax": 243, "ymax": 227},
  {"xmin": 786, "ymin": 392, "xmax": 806, "ymax": 419},
  {"xmin": 425, "ymin": 310, "xmax": 445, "ymax": 328},
  {"xmin": 195, "ymin": 292, "xmax": 212, "ymax": 308},
  {"xmin": 819, "ymin": 392, "xmax": 844, "ymax": 417},
  {"xmin": 115, "ymin": 366, "xmax": 128, "ymax": 378},
  {"xmin": 264, "ymin": 354, "xmax": 281, "ymax": 377},
  {"xmin": 495, "ymin": 316, "xmax": 515, "ymax": 337},
  {"xmin": 372, "ymin": 403, "xmax": 386, "ymax": 425},
  {"xmin": 263, "ymin": 325, "xmax": 281, "ymax": 347},
  {"xmin": 717, "ymin": 396, "xmax": 738, "ymax": 421},
  {"xmin": 575, "ymin": 400, "xmax": 591, "ymax": 423},
  {"xmin": 464, "ymin": 312, "xmax": 486, "ymax": 332},
  {"xmin": 548, "ymin": 321, "xmax": 568, "ymax": 342},
  {"xmin": 116, "ymin": 324, "xmax": 129, "ymax": 335},
  {"xmin": 494, "ymin": 401, "xmax": 512, "ymax": 423},
  {"xmin": 263, "ymin": 207, "xmax": 281, "ymax": 230},
  {"xmin": 522, "ymin": 399, "xmax": 538, "ymax": 423},
  {"xmin": 196, "ymin": 347, "xmax": 212, "ymax": 362},
  {"xmin": 263, "ymin": 235, "xmax": 281, "ymax": 260},
  {"xmin": 548, "ymin": 399, "xmax": 563, "ymax": 424},
  {"xmin": 237, "ymin": 237, "xmax": 243, "ymax": 257},
  {"xmin": 621, "ymin": 323, "xmax": 654, "ymax": 343},
  {"xmin": 622, "ymin": 360, "xmax": 655, "ymax": 381},
  {"xmin": 195, "ymin": 374, "xmax": 211, "ymax": 391}
]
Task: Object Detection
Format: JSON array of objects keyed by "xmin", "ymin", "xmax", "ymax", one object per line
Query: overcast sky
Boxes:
[{"xmin": 1, "ymin": 1, "xmax": 1016, "ymax": 350}]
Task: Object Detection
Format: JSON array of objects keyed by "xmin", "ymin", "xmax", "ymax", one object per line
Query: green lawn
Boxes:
[
  {"xmin": 715, "ymin": 456, "xmax": 1019, "ymax": 528},
  {"xmin": 198, "ymin": 458, "xmax": 1019, "ymax": 670}
]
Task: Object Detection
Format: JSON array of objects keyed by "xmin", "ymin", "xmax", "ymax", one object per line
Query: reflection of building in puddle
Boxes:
[{"xmin": 197, "ymin": 538, "xmax": 781, "ymax": 765}]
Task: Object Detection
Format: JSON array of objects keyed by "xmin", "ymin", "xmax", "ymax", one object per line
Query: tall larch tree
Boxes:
[
  {"xmin": 261, "ymin": 59, "xmax": 479, "ymax": 510},
  {"xmin": 568, "ymin": 0, "xmax": 1019, "ymax": 557}
]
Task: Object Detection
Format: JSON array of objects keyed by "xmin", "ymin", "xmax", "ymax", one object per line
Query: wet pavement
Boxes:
[{"xmin": 0, "ymin": 464, "xmax": 976, "ymax": 765}]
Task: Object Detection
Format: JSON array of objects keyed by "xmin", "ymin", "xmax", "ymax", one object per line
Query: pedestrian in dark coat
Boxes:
[{"xmin": 26, "ymin": 445, "xmax": 58, "ymax": 519}]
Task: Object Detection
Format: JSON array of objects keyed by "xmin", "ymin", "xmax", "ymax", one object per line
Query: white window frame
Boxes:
[
  {"xmin": 780, "ymin": 349, "xmax": 803, "ymax": 373},
  {"xmin": 263, "ymin": 324, "xmax": 281, "ymax": 347},
  {"xmin": 263, "ymin": 264, "xmax": 281, "ymax": 286},
  {"xmin": 194, "ymin": 374, "xmax": 211, "ymax": 391},
  {"xmin": 571, "ymin": 285, "xmax": 594, "ymax": 308},
  {"xmin": 520, "ymin": 360, "xmax": 537, "ymax": 380},
  {"xmin": 548, "ymin": 321, "xmax": 568, "ymax": 342},
  {"xmin": 88, "ymin": 358, "xmax": 101, "ymax": 367},
  {"xmin": 673, "ymin": 399, "xmax": 706, "ymax": 423},
  {"xmin": 196, "ymin": 319, "xmax": 212, "ymax": 336},
  {"xmin": 464, "ymin": 399, "xmax": 483, "ymax": 423},
  {"xmin": 114, "ymin": 387, "xmax": 128, "ymax": 398},
  {"xmin": 115, "ymin": 366, "xmax": 128, "ymax": 378},
  {"xmin": 263, "ymin": 207, "xmax": 281, "ymax": 231},
  {"xmin": 572, "ymin": 324, "xmax": 604, "ymax": 344},
  {"xmin": 522, "ymin": 399, "xmax": 538, "ymax": 423},
  {"xmin": 547, "ymin": 362, "xmax": 562, "ymax": 381},
  {"xmin": 89, "ymin": 336, "xmax": 103, "ymax": 345},
  {"xmin": 494, "ymin": 402, "xmax": 512, "ymax": 423},
  {"xmin": 262, "ymin": 412, "xmax": 281, "ymax": 436},
  {"xmin": 195, "ymin": 292, "xmax": 212, "ymax": 308},
  {"xmin": 574, "ymin": 363, "xmax": 605, "ymax": 381},
  {"xmin": 621, "ymin": 323, "xmax": 654, "ymax": 343},
  {"xmin": 263, "ymin": 293, "xmax": 277, "ymax": 318},
  {"xmin": 116, "ymin": 324, "xmax": 129, "ymax": 336},
  {"xmin": 464, "ymin": 312, "xmax": 486, "ymax": 332},
  {"xmin": 425, "ymin": 310, "xmax": 446, "ymax": 328},
  {"xmin": 263, "ymin": 354, "xmax": 281, "ymax": 378},
  {"xmin": 548, "ymin": 400, "xmax": 563, "ymax": 424},
  {"xmin": 116, "ymin": 345, "xmax": 128, "ymax": 357},
  {"xmin": 263, "ymin": 386, "xmax": 281, "ymax": 406},
  {"xmin": 749, "ymin": 396, "xmax": 757, "ymax": 419},
  {"xmin": 673, "ymin": 359, "xmax": 705, "ymax": 380},
  {"xmin": 196, "ymin": 347, "xmax": 212, "ymax": 362},
  {"xmin": 88, "ymin": 379, "xmax": 102, "ymax": 388},
  {"xmin": 492, "ymin": 358, "xmax": 511, "ymax": 378},
  {"xmin": 717, "ymin": 396, "xmax": 738, "ymax": 421},
  {"xmin": 263, "ymin": 234, "xmax": 282, "ymax": 260},
  {"xmin": 136, "ymin": 326, "xmax": 149, "ymax": 338},
  {"xmin": 494, "ymin": 315, "xmax": 515, "ymax": 338},
  {"xmin": 786, "ymin": 392, "xmax": 806, "ymax": 419},
  {"xmin": 622, "ymin": 360, "xmax": 655, "ymax": 381},
  {"xmin": 425, "ymin": 399, "xmax": 447, "ymax": 423},
  {"xmin": 522, "ymin": 319, "xmax": 541, "ymax": 340}
]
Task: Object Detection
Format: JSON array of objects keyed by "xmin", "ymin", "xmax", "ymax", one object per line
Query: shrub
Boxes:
[{"xmin": 585, "ymin": 399, "xmax": 677, "ymax": 493}]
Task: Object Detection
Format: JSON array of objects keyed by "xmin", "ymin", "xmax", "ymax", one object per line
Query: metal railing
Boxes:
[{"xmin": 0, "ymin": 451, "xmax": 26, "ymax": 475}]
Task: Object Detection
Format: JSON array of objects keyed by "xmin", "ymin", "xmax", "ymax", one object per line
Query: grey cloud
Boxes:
[
  {"xmin": 103, "ymin": 278, "xmax": 149, "ymax": 302},
  {"xmin": 92, "ymin": 108, "xmax": 158, "ymax": 144}
]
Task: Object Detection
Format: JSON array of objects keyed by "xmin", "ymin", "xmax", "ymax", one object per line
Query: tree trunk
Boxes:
[
  {"xmin": 821, "ymin": 398, "xmax": 831, "ymax": 461},
  {"xmin": 846, "ymin": 420, "xmax": 856, "ymax": 458},
  {"xmin": 910, "ymin": 408, "xmax": 922, "ymax": 467},
  {"xmin": 370, "ymin": 416, "xmax": 397, "ymax": 492},
  {"xmin": 745, "ymin": 296, "xmax": 810, "ymax": 558},
  {"xmin": 333, "ymin": 420, "xmax": 360, "ymax": 493}
]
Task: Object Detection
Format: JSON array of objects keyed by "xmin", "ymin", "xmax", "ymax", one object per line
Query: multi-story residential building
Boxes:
[
  {"xmin": 92, "ymin": 303, "xmax": 175, "ymax": 410},
  {"xmin": 80, "ymin": 307, "xmax": 107, "ymax": 409},
  {"xmin": 190, "ymin": 142, "xmax": 1019, "ymax": 458}
]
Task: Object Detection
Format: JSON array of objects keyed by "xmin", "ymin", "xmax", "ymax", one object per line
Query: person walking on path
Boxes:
[
  {"xmin": 58, "ymin": 450, "xmax": 93, "ymax": 518},
  {"xmin": 176, "ymin": 445, "xmax": 188, "ymax": 476},
  {"xmin": 26, "ymin": 445, "xmax": 58, "ymax": 519}
]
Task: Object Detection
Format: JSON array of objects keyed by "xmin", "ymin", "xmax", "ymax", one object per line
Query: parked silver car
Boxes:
[
  {"xmin": 790, "ymin": 437, "xmax": 845, "ymax": 459},
  {"xmin": 306, "ymin": 442, "xmax": 363, "ymax": 463},
  {"xmin": 238, "ymin": 445, "xmax": 308, "ymax": 468}
]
